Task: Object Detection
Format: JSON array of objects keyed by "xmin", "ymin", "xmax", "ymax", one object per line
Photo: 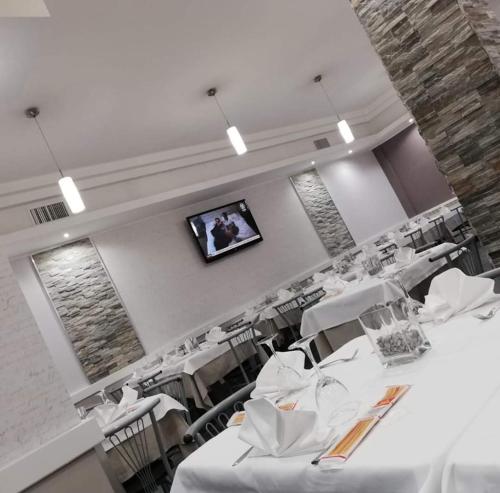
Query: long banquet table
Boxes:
[{"xmin": 172, "ymin": 302, "xmax": 500, "ymax": 493}]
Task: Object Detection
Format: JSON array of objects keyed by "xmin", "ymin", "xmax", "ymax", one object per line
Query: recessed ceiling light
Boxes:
[
  {"xmin": 348, "ymin": 150, "xmax": 353, "ymax": 154},
  {"xmin": 311, "ymin": 160, "xmax": 316, "ymax": 165},
  {"xmin": 63, "ymin": 233, "xmax": 69, "ymax": 239},
  {"xmin": 409, "ymin": 118, "xmax": 414, "ymax": 123}
]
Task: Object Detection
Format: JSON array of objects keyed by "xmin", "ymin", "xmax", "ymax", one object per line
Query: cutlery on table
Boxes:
[
  {"xmin": 232, "ymin": 446, "xmax": 253, "ymax": 466},
  {"xmin": 311, "ymin": 434, "xmax": 339, "ymax": 465},
  {"xmin": 319, "ymin": 349, "xmax": 359, "ymax": 369},
  {"xmin": 473, "ymin": 307, "xmax": 500, "ymax": 321}
]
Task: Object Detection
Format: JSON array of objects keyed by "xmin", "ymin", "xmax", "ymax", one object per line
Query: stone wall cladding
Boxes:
[
  {"xmin": 33, "ymin": 238, "xmax": 144, "ymax": 383},
  {"xmin": 350, "ymin": 0, "xmax": 500, "ymax": 264},
  {"xmin": 0, "ymin": 255, "xmax": 79, "ymax": 467},
  {"xmin": 291, "ymin": 169, "xmax": 355, "ymax": 257}
]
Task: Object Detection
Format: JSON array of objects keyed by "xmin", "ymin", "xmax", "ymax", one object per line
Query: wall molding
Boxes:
[{"xmin": 0, "ymin": 90, "xmax": 403, "ymax": 209}]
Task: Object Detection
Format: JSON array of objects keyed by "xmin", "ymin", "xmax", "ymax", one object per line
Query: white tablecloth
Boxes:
[
  {"xmin": 172, "ymin": 304, "xmax": 500, "ymax": 493},
  {"xmin": 300, "ymin": 243, "xmax": 453, "ymax": 337}
]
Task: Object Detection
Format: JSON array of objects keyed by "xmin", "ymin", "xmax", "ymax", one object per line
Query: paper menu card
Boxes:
[{"xmin": 319, "ymin": 384, "xmax": 410, "ymax": 467}]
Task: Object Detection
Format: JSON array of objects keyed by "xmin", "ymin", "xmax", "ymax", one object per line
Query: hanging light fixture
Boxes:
[
  {"xmin": 25, "ymin": 107, "xmax": 86, "ymax": 214},
  {"xmin": 314, "ymin": 74, "xmax": 355, "ymax": 144},
  {"xmin": 207, "ymin": 87, "xmax": 247, "ymax": 156}
]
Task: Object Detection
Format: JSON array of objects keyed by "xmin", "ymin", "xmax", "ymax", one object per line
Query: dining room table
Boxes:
[
  {"xmin": 300, "ymin": 242, "xmax": 455, "ymax": 338},
  {"xmin": 171, "ymin": 299, "xmax": 500, "ymax": 493},
  {"xmin": 159, "ymin": 337, "xmax": 258, "ymax": 409}
]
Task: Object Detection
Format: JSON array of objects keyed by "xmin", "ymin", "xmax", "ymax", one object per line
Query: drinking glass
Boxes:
[
  {"xmin": 258, "ymin": 335, "xmax": 303, "ymax": 397},
  {"xmin": 289, "ymin": 335, "xmax": 358, "ymax": 425}
]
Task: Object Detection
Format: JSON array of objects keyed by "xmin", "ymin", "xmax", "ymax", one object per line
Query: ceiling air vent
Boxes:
[
  {"xmin": 30, "ymin": 201, "xmax": 69, "ymax": 225},
  {"xmin": 313, "ymin": 138, "xmax": 331, "ymax": 150}
]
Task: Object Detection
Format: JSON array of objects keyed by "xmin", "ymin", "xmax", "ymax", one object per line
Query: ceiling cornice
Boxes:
[{"xmin": 0, "ymin": 89, "xmax": 402, "ymax": 209}]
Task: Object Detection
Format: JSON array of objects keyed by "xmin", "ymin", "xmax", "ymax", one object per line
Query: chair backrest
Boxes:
[
  {"xmin": 415, "ymin": 240, "xmax": 439, "ymax": 254},
  {"xmin": 478, "ymin": 268, "xmax": 500, "ymax": 293},
  {"xmin": 274, "ymin": 295, "xmax": 303, "ymax": 314},
  {"xmin": 429, "ymin": 235, "xmax": 484, "ymax": 276},
  {"xmin": 104, "ymin": 374, "xmax": 133, "ymax": 403},
  {"xmin": 142, "ymin": 374, "xmax": 190, "ymax": 421},
  {"xmin": 300, "ymin": 288, "xmax": 325, "ymax": 310},
  {"xmin": 380, "ymin": 251, "xmax": 396, "ymax": 267},
  {"xmin": 404, "ymin": 227, "xmax": 425, "ymax": 248},
  {"xmin": 183, "ymin": 382, "xmax": 256, "ymax": 447},
  {"xmin": 218, "ymin": 325, "xmax": 258, "ymax": 346},
  {"xmin": 103, "ymin": 396, "xmax": 173, "ymax": 490}
]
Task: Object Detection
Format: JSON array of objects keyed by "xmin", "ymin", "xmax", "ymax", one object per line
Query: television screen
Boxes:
[{"xmin": 187, "ymin": 200, "xmax": 263, "ymax": 262}]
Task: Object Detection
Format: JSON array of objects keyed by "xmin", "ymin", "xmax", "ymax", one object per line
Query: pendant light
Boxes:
[
  {"xmin": 207, "ymin": 88, "xmax": 247, "ymax": 156},
  {"xmin": 25, "ymin": 107, "xmax": 86, "ymax": 214},
  {"xmin": 314, "ymin": 75, "xmax": 355, "ymax": 144}
]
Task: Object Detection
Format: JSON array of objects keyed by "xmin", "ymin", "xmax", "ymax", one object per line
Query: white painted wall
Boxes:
[
  {"xmin": 317, "ymin": 151, "xmax": 408, "ymax": 243},
  {"xmin": 11, "ymin": 157, "xmax": 406, "ymax": 397}
]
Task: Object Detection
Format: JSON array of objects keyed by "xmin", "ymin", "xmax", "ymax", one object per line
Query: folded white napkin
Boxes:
[
  {"xmin": 408, "ymin": 221, "xmax": 419, "ymax": 230},
  {"xmin": 92, "ymin": 386, "xmax": 138, "ymax": 428},
  {"xmin": 313, "ymin": 272, "xmax": 327, "ymax": 283},
  {"xmin": 393, "ymin": 231, "xmax": 405, "ymax": 247},
  {"xmin": 422, "ymin": 268, "xmax": 500, "ymax": 322},
  {"xmin": 205, "ymin": 326, "xmax": 224, "ymax": 344},
  {"xmin": 184, "ymin": 338, "xmax": 194, "ymax": 353},
  {"xmin": 394, "ymin": 247, "xmax": 415, "ymax": 267},
  {"xmin": 251, "ymin": 351, "xmax": 309, "ymax": 400},
  {"xmin": 322, "ymin": 276, "xmax": 346, "ymax": 296},
  {"xmin": 387, "ymin": 232, "xmax": 395, "ymax": 240},
  {"xmin": 277, "ymin": 289, "xmax": 293, "ymax": 301},
  {"xmin": 239, "ymin": 398, "xmax": 333, "ymax": 457}
]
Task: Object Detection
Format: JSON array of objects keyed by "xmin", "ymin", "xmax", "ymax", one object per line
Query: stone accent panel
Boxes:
[
  {"xmin": 33, "ymin": 239, "xmax": 144, "ymax": 383},
  {"xmin": 0, "ymin": 255, "xmax": 79, "ymax": 467},
  {"xmin": 350, "ymin": 0, "xmax": 500, "ymax": 264},
  {"xmin": 291, "ymin": 169, "xmax": 355, "ymax": 256}
]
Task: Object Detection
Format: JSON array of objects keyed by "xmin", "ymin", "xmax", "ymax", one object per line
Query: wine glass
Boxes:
[
  {"xmin": 258, "ymin": 335, "xmax": 304, "ymax": 400},
  {"xmin": 289, "ymin": 335, "xmax": 358, "ymax": 426}
]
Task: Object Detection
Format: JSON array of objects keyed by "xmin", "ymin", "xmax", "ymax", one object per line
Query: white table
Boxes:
[
  {"xmin": 172, "ymin": 304, "xmax": 500, "ymax": 493},
  {"xmin": 300, "ymin": 243, "xmax": 454, "ymax": 337},
  {"xmin": 161, "ymin": 339, "xmax": 257, "ymax": 408}
]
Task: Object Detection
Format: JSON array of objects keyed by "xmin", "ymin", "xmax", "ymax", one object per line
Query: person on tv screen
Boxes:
[{"xmin": 211, "ymin": 217, "xmax": 231, "ymax": 251}]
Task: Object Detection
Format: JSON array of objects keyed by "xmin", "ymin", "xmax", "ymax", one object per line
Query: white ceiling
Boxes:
[{"xmin": 0, "ymin": 0, "xmax": 394, "ymax": 183}]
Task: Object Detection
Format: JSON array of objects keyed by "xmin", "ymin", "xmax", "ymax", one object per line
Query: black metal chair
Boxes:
[
  {"xmin": 142, "ymin": 374, "xmax": 191, "ymax": 424},
  {"xmin": 274, "ymin": 295, "xmax": 304, "ymax": 341},
  {"xmin": 300, "ymin": 287, "xmax": 326, "ymax": 311},
  {"xmin": 415, "ymin": 240, "xmax": 439, "ymax": 254},
  {"xmin": 404, "ymin": 227, "xmax": 425, "ymax": 249},
  {"xmin": 103, "ymin": 396, "xmax": 173, "ymax": 493},
  {"xmin": 450, "ymin": 206, "xmax": 472, "ymax": 242},
  {"xmin": 183, "ymin": 382, "xmax": 255, "ymax": 448},
  {"xmin": 217, "ymin": 325, "xmax": 263, "ymax": 385},
  {"xmin": 478, "ymin": 267, "xmax": 500, "ymax": 293},
  {"xmin": 380, "ymin": 251, "xmax": 396, "ymax": 267},
  {"xmin": 428, "ymin": 236, "xmax": 484, "ymax": 276}
]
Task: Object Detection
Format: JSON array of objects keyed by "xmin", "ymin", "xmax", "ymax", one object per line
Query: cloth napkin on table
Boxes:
[
  {"xmin": 205, "ymin": 326, "xmax": 224, "ymax": 344},
  {"xmin": 421, "ymin": 268, "xmax": 500, "ymax": 322},
  {"xmin": 394, "ymin": 247, "xmax": 416, "ymax": 267},
  {"xmin": 239, "ymin": 398, "xmax": 333, "ymax": 457},
  {"xmin": 322, "ymin": 276, "xmax": 347, "ymax": 296},
  {"xmin": 251, "ymin": 350, "xmax": 309, "ymax": 400},
  {"xmin": 313, "ymin": 272, "xmax": 327, "ymax": 284},
  {"xmin": 277, "ymin": 289, "xmax": 293, "ymax": 301},
  {"xmin": 92, "ymin": 386, "xmax": 139, "ymax": 428}
]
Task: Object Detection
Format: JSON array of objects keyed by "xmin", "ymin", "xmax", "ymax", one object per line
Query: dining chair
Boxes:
[
  {"xmin": 142, "ymin": 374, "xmax": 191, "ymax": 424},
  {"xmin": 380, "ymin": 251, "xmax": 396, "ymax": 267},
  {"xmin": 218, "ymin": 325, "xmax": 263, "ymax": 385},
  {"xmin": 274, "ymin": 295, "xmax": 304, "ymax": 341},
  {"xmin": 104, "ymin": 374, "xmax": 133, "ymax": 403},
  {"xmin": 415, "ymin": 240, "xmax": 439, "ymax": 254},
  {"xmin": 182, "ymin": 382, "xmax": 255, "ymax": 449},
  {"xmin": 450, "ymin": 206, "xmax": 472, "ymax": 242},
  {"xmin": 300, "ymin": 287, "xmax": 326, "ymax": 311},
  {"xmin": 428, "ymin": 235, "xmax": 484, "ymax": 276},
  {"xmin": 103, "ymin": 396, "xmax": 173, "ymax": 493},
  {"xmin": 478, "ymin": 267, "xmax": 500, "ymax": 293},
  {"xmin": 404, "ymin": 227, "xmax": 425, "ymax": 249}
]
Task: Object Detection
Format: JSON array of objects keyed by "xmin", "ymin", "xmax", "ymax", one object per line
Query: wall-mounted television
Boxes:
[{"xmin": 186, "ymin": 200, "xmax": 263, "ymax": 263}]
